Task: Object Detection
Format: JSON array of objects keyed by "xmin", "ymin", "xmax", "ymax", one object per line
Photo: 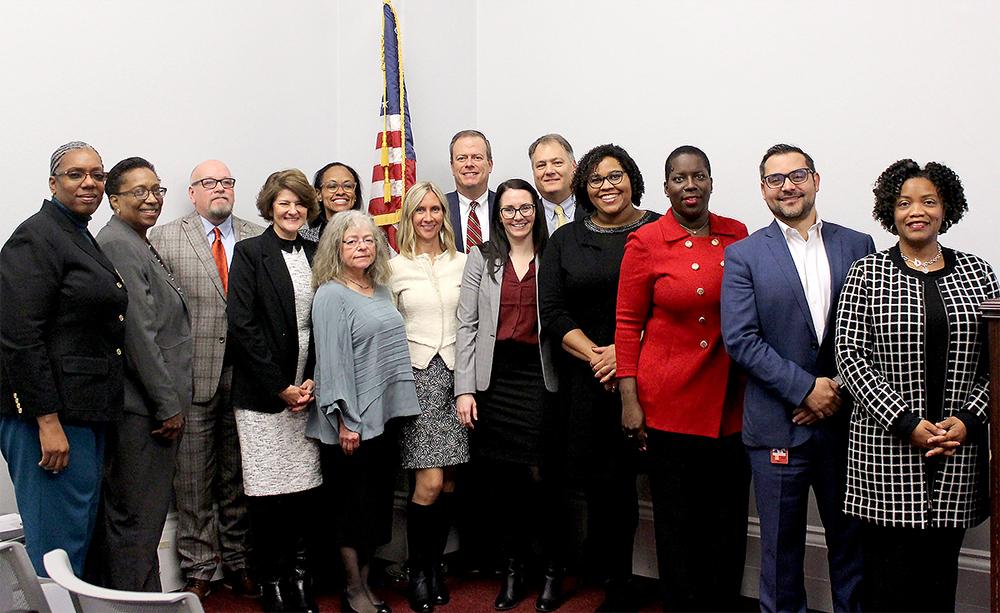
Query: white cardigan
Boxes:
[{"xmin": 389, "ymin": 250, "xmax": 467, "ymax": 370}]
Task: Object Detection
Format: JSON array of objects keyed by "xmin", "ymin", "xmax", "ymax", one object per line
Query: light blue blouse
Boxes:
[{"xmin": 306, "ymin": 281, "xmax": 420, "ymax": 444}]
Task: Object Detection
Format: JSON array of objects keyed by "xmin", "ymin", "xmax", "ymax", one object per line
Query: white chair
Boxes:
[
  {"xmin": 42, "ymin": 549, "xmax": 204, "ymax": 613},
  {"xmin": 1, "ymin": 540, "xmax": 51, "ymax": 613}
]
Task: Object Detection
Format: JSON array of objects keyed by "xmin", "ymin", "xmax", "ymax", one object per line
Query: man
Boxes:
[
  {"xmin": 445, "ymin": 130, "xmax": 495, "ymax": 252},
  {"xmin": 528, "ymin": 133, "xmax": 584, "ymax": 235},
  {"xmin": 721, "ymin": 144, "xmax": 873, "ymax": 613},
  {"xmin": 149, "ymin": 160, "xmax": 264, "ymax": 601}
]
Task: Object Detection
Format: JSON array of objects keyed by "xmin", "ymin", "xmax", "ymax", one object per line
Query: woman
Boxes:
[
  {"xmin": 91, "ymin": 157, "xmax": 192, "ymax": 592},
  {"xmin": 389, "ymin": 182, "xmax": 469, "ymax": 613},
  {"xmin": 0, "ymin": 142, "xmax": 127, "ymax": 576},
  {"xmin": 835, "ymin": 159, "xmax": 999, "ymax": 612},
  {"xmin": 616, "ymin": 146, "xmax": 749, "ymax": 611},
  {"xmin": 300, "ymin": 162, "xmax": 363, "ymax": 242},
  {"xmin": 307, "ymin": 210, "xmax": 421, "ymax": 613},
  {"xmin": 227, "ymin": 169, "xmax": 323, "ymax": 613},
  {"xmin": 538, "ymin": 144, "xmax": 659, "ymax": 611},
  {"xmin": 455, "ymin": 178, "xmax": 564, "ymax": 612}
]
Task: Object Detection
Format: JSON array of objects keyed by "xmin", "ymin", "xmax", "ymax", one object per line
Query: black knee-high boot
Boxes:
[
  {"xmin": 407, "ymin": 501, "xmax": 434, "ymax": 613},
  {"xmin": 250, "ymin": 495, "xmax": 287, "ymax": 612},
  {"xmin": 429, "ymin": 493, "xmax": 453, "ymax": 605}
]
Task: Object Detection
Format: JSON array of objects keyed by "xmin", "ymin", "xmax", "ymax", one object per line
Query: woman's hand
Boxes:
[
  {"xmin": 152, "ymin": 413, "xmax": 184, "ymax": 440},
  {"xmin": 37, "ymin": 414, "xmax": 69, "ymax": 472},
  {"xmin": 288, "ymin": 379, "xmax": 316, "ymax": 413},
  {"xmin": 591, "ymin": 344, "xmax": 617, "ymax": 384},
  {"xmin": 925, "ymin": 416, "xmax": 967, "ymax": 457},
  {"xmin": 280, "ymin": 385, "xmax": 312, "ymax": 412},
  {"xmin": 909, "ymin": 419, "xmax": 948, "ymax": 455},
  {"xmin": 619, "ymin": 378, "xmax": 647, "ymax": 451},
  {"xmin": 339, "ymin": 419, "xmax": 361, "ymax": 456},
  {"xmin": 456, "ymin": 394, "xmax": 477, "ymax": 429}
]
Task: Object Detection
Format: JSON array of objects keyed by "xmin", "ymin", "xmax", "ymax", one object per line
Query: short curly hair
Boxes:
[
  {"xmin": 872, "ymin": 159, "xmax": 967, "ymax": 235},
  {"xmin": 571, "ymin": 144, "xmax": 645, "ymax": 213}
]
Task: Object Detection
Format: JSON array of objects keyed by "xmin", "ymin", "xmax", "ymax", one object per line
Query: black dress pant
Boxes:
[
  {"xmin": 646, "ymin": 429, "xmax": 750, "ymax": 611},
  {"xmin": 580, "ymin": 439, "xmax": 639, "ymax": 583},
  {"xmin": 861, "ymin": 522, "xmax": 965, "ymax": 613}
]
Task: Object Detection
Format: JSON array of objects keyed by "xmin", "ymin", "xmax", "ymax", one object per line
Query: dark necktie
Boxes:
[{"xmin": 466, "ymin": 200, "xmax": 482, "ymax": 251}]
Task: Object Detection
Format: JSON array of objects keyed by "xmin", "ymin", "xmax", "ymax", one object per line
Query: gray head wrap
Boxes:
[{"xmin": 50, "ymin": 141, "xmax": 99, "ymax": 175}]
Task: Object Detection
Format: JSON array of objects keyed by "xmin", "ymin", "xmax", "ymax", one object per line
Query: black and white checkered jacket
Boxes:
[{"xmin": 835, "ymin": 247, "xmax": 999, "ymax": 528}]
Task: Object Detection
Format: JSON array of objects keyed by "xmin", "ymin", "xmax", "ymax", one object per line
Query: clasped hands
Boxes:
[
  {"xmin": 791, "ymin": 377, "xmax": 842, "ymax": 426},
  {"xmin": 279, "ymin": 379, "xmax": 315, "ymax": 412},
  {"xmin": 910, "ymin": 416, "xmax": 967, "ymax": 458},
  {"xmin": 590, "ymin": 344, "xmax": 617, "ymax": 392}
]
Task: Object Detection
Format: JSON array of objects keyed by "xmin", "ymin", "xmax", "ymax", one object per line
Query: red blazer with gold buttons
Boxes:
[{"xmin": 616, "ymin": 211, "xmax": 747, "ymax": 437}]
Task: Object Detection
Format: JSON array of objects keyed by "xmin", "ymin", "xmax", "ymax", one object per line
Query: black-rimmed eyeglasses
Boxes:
[
  {"xmin": 191, "ymin": 177, "xmax": 236, "ymax": 190},
  {"xmin": 762, "ymin": 168, "xmax": 813, "ymax": 189},
  {"xmin": 499, "ymin": 204, "xmax": 536, "ymax": 219},
  {"xmin": 588, "ymin": 170, "xmax": 625, "ymax": 189},
  {"xmin": 114, "ymin": 186, "xmax": 167, "ymax": 200}
]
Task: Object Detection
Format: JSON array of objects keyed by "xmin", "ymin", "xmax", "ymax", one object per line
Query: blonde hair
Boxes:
[
  {"xmin": 396, "ymin": 181, "xmax": 457, "ymax": 259},
  {"xmin": 312, "ymin": 210, "xmax": 392, "ymax": 289}
]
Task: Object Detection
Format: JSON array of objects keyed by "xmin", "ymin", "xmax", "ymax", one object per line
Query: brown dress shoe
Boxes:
[
  {"xmin": 223, "ymin": 568, "xmax": 260, "ymax": 598},
  {"xmin": 183, "ymin": 578, "xmax": 212, "ymax": 601}
]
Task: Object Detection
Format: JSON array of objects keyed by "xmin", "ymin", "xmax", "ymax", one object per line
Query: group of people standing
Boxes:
[{"xmin": 0, "ymin": 132, "xmax": 995, "ymax": 613}]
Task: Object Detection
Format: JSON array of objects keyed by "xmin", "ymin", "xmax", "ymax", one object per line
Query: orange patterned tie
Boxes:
[{"xmin": 212, "ymin": 227, "xmax": 229, "ymax": 294}]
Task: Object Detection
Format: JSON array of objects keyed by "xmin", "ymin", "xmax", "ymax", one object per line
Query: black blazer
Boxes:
[
  {"xmin": 227, "ymin": 226, "xmax": 316, "ymax": 413},
  {"xmin": 0, "ymin": 200, "xmax": 128, "ymax": 423}
]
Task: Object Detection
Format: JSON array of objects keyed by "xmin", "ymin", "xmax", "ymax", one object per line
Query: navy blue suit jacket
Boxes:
[
  {"xmin": 446, "ymin": 190, "xmax": 495, "ymax": 252},
  {"xmin": 721, "ymin": 220, "xmax": 875, "ymax": 448}
]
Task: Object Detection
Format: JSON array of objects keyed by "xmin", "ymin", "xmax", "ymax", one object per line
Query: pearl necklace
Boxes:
[{"xmin": 901, "ymin": 243, "xmax": 942, "ymax": 273}]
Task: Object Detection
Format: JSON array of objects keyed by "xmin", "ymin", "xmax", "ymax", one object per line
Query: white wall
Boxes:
[{"xmin": 1, "ymin": 1, "xmax": 997, "ymax": 607}]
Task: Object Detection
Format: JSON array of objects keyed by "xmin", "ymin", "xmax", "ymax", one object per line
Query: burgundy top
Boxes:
[{"xmin": 496, "ymin": 258, "xmax": 538, "ymax": 344}]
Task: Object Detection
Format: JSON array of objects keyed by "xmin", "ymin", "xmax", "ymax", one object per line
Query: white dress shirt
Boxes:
[
  {"xmin": 541, "ymin": 195, "xmax": 576, "ymax": 235},
  {"xmin": 776, "ymin": 217, "xmax": 832, "ymax": 342},
  {"xmin": 457, "ymin": 190, "xmax": 490, "ymax": 244},
  {"xmin": 200, "ymin": 214, "xmax": 236, "ymax": 267}
]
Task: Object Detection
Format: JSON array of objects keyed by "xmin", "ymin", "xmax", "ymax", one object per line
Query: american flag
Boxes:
[{"xmin": 368, "ymin": 0, "xmax": 416, "ymax": 250}]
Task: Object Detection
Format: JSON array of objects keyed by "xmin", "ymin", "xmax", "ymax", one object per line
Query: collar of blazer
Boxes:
[
  {"xmin": 180, "ymin": 210, "xmax": 252, "ymax": 299},
  {"xmin": 43, "ymin": 199, "xmax": 120, "ymax": 280},
  {"xmin": 259, "ymin": 225, "xmax": 315, "ymax": 333}
]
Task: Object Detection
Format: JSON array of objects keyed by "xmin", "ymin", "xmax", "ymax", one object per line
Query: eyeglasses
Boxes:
[
  {"xmin": 762, "ymin": 168, "xmax": 814, "ymax": 189},
  {"xmin": 54, "ymin": 170, "xmax": 107, "ymax": 183},
  {"xmin": 343, "ymin": 237, "xmax": 376, "ymax": 249},
  {"xmin": 114, "ymin": 186, "xmax": 167, "ymax": 200},
  {"xmin": 499, "ymin": 204, "xmax": 536, "ymax": 219},
  {"xmin": 587, "ymin": 170, "xmax": 625, "ymax": 189},
  {"xmin": 323, "ymin": 181, "xmax": 356, "ymax": 192},
  {"xmin": 191, "ymin": 177, "xmax": 236, "ymax": 190}
]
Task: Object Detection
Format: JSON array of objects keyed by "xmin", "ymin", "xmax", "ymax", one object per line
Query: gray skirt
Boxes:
[{"xmin": 400, "ymin": 354, "xmax": 470, "ymax": 470}]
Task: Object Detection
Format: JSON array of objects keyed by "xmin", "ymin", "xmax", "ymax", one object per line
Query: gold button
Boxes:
[
  {"xmin": 720, "ymin": 260, "xmax": 725, "ymax": 267},
  {"xmin": 711, "ymin": 238, "xmax": 720, "ymax": 246},
  {"xmin": 219, "ymin": 337, "xmax": 226, "ymax": 344},
  {"xmin": 698, "ymin": 316, "xmax": 707, "ymax": 324},
  {"xmin": 699, "ymin": 340, "xmax": 709, "ymax": 349},
  {"xmin": 691, "ymin": 263, "xmax": 700, "ymax": 271},
  {"xmin": 697, "ymin": 287, "xmax": 705, "ymax": 296},
  {"xmin": 118, "ymin": 314, "xmax": 124, "ymax": 322},
  {"xmin": 684, "ymin": 240, "xmax": 693, "ymax": 248},
  {"xmin": 116, "ymin": 282, "xmax": 123, "ymax": 289},
  {"xmin": 116, "ymin": 348, "xmax": 122, "ymax": 356}
]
